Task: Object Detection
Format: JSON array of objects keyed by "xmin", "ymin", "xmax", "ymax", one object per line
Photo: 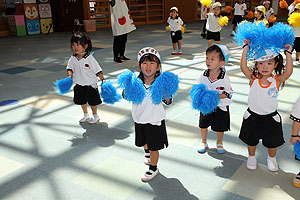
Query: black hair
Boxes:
[
  {"xmin": 254, "ymin": 10, "xmax": 265, "ymax": 21},
  {"xmin": 252, "ymin": 54, "xmax": 285, "ymax": 88},
  {"xmin": 70, "ymin": 32, "xmax": 92, "ymax": 53},
  {"xmin": 206, "ymin": 45, "xmax": 225, "ymax": 62},
  {"xmin": 138, "ymin": 53, "xmax": 161, "ymax": 83}
]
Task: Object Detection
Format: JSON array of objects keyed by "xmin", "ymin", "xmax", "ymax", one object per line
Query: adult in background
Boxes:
[{"xmin": 108, "ymin": 0, "xmax": 136, "ymax": 63}]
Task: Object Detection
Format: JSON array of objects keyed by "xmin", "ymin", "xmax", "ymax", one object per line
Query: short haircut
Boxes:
[
  {"xmin": 70, "ymin": 32, "xmax": 92, "ymax": 53},
  {"xmin": 206, "ymin": 45, "xmax": 225, "ymax": 62}
]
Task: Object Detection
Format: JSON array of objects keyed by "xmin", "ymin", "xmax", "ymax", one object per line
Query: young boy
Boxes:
[
  {"xmin": 195, "ymin": 44, "xmax": 232, "ymax": 154},
  {"xmin": 231, "ymin": 0, "xmax": 247, "ymax": 36},
  {"xmin": 167, "ymin": 7, "xmax": 185, "ymax": 55}
]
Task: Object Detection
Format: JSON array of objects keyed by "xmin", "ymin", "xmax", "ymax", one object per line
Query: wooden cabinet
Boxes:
[
  {"xmin": 147, "ymin": 0, "xmax": 164, "ymax": 24},
  {"xmin": 84, "ymin": 0, "xmax": 110, "ymax": 28},
  {"xmin": 128, "ymin": 0, "xmax": 147, "ymax": 25}
]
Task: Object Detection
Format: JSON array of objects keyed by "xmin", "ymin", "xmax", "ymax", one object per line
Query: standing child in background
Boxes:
[
  {"xmin": 288, "ymin": 3, "xmax": 300, "ymax": 64},
  {"xmin": 239, "ymin": 39, "xmax": 293, "ymax": 172},
  {"xmin": 203, "ymin": 2, "xmax": 223, "ymax": 47},
  {"xmin": 67, "ymin": 32, "xmax": 105, "ymax": 123},
  {"xmin": 196, "ymin": 44, "xmax": 233, "ymax": 154},
  {"xmin": 167, "ymin": 7, "xmax": 185, "ymax": 55},
  {"xmin": 290, "ymin": 97, "xmax": 300, "ymax": 187},
  {"xmin": 254, "ymin": 5, "xmax": 268, "ymax": 26},
  {"xmin": 231, "ymin": 0, "xmax": 247, "ymax": 36},
  {"xmin": 200, "ymin": 0, "xmax": 215, "ymax": 39},
  {"xmin": 263, "ymin": 1, "xmax": 275, "ymax": 27},
  {"xmin": 122, "ymin": 47, "xmax": 173, "ymax": 181}
]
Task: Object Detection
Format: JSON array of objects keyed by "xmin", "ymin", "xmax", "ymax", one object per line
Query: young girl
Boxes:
[
  {"xmin": 124, "ymin": 47, "xmax": 172, "ymax": 181},
  {"xmin": 196, "ymin": 44, "xmax": 232, "ymax": 154},
  {"xmin": 231, "ymin": 0, "xmax": 247, "ymax": 36},
  {"xmin": 203, "ymin": 2, "xmax": 223, "ymax": 47},
  {"xmin": 290, "ymin": 97, "xmax": 300, "ymax": 187},
  {"xmin": 239, "ymin": 39, "xmax": 293, "ymax": 172},
  {"xmin": 254, "ymin": 5, "xmax": 268, "ymax": 26},
  {"xmin": 263, "ymin": 1, "xmax": 275, "ymax": 26},
  {"xmin": 167, "ymin": 7, "xmax": 185, "ymax": 55},
  {"xmin": 66, "ymin": 32, "xmax": 105, "ymax": 123}
]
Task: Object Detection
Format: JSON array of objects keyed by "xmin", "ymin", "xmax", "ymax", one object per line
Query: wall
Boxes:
[{"xmin": 164, "ymin": 0, "xmax": 197, "ymax": 22}]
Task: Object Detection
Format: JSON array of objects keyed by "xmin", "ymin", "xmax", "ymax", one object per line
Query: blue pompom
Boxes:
[
  {"xmin": 54, "ymin": 77, "xmax": 73, "ymax": 94},
  {"xmin": 190, "ymin": 83, "xmax": 220, "ymax": 115},
  {"xmin": 151, "ymin": 72, "xmax": 179, "ymax": 104},
  {"xmin": 101, "ymin": 81, "xmax": 121, "ymax": 104},
  {"xmin": 117, "ymin": 70, "xmax": 145, "ymax": 104},
  {"xmin": 295, "ymin": 141, "xmax": 300, "ymax": 160}
]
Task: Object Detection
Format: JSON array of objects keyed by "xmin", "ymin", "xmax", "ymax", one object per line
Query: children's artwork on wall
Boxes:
[
  {"xmin": 26, "ymin": 19, "xmax": 40, "ymax": 34},
  {"xmin": 23, "ymin": 0, "xmax": 37, "ymax": 3},
  {"xmin": 38, "ymin": 4, "xmax": 51, "ymax": 18},
  {"xmin": 40, "ymin": 18, "xmax": 53, "ymax": 34},
  {"xmin": 38, "ymin": 0, "xmax": 49, "ymax": 3},
  {"xmin": 24, "ymin": 4, "xmax": 39, "ymax": 20}
]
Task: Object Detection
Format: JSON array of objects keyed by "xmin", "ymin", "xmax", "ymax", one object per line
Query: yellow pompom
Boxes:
[
  {"xmin": 288, "ymin": 12, "xmax": 300, "ymax": 27},
  {"xmin": 165, "ymin": 26, "xmax": 170, "ymax": 31},
  {"xmin": 218, "ymin": 16, "xmax": 229, "ymax": 27},
  {"xmin": 200, "ymin": 0, "xmax": 212, "ymax": 7},
  {"xmin": 181, "ymin": 25, "xmax": 185, "ymax": 33}
]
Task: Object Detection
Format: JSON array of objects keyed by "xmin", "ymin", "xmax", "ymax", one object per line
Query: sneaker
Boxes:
[
  {"xmin": 113, "ymin": 57, "xmax": 123, "ymax": 63},
  {"xmin": 144, "ymin": 153, "xmax": 150, "ymax": 165},
  {"xmin": 267, "ymin": 156, "xmax": 278, "ymax": 172},
  {"xmin": 293, "ymin": 172, "xmax": 300, "ymax": 188},
  {"xmin": 79, "ymin": 115, "xmax": 90, "ymax": 123},
  {"xmin": 200, "ymin": 32, "xmax": 206, "ymax": 39},
  {"xmin": 197, "ymin": 141, "xmax": 208, "ymax": 153},
  {"xmin": 246, "ymin": 156, "xmax": 257, "ymax": 170},
  {"xmin": 177, "ymin": 50, "xmax": 182, "ymax": 55},
  {"xmin": 141, "ymin": 169, "xmax": 159, "ymax": 182},
  {"xmin": 120, "ymin": 56, "xmax": 130, "ymax": 60},
  {"xmin": 88, "ymin": 116, "xmax": 100, "ymax": 124},
  {"xmin": 171, "ymin": 51, "xmax": 177, "ymax": 55},
  {"xmin": 216, "ymin": 142, "xmax": 225, "ymax": 154}
]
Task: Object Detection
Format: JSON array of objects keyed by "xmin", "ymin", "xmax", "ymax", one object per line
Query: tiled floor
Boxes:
[{"xmin": 0, "ymin": 20, "xmax": 299, "ymax": 200}]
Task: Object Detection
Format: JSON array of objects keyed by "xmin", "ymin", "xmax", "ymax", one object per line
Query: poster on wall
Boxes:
[
  {"xmin": 38, "ymin": 4, "xmax": 51, "ymax": 18},
  {"xmin": 24, "ymin": 4, "xmax": 39, "ymax": 20}
]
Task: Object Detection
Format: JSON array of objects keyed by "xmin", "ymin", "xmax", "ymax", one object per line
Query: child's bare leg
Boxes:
[
  {"xmin": 268, "ymin": 147, "xmax": 277, "ymax": 157},
  {"xmin": 233, "ymin": 24, "xmax": 237, "ymax": 32},
  {"xmin": 215, "ymin": 41, "xmax": 220, "ymax": 44},
  {"xmin": 144, "ymin": 144, "xmax": 148, "ymax": 150},
  {"xmin": 198, "ymin": 128, "xmax": 208, "ymax": 153},
  {"xmin": 143, "ymin": 144, "xmax": 150, "ymax": 165},
  {"xmin": 81, "ymin": 104, "xmax": 88, "ymax": 114},
  {"xmin": 296, "ymin": 52, "xmax": 300, "ymax": 60},
  {"xmin": 208, "ymin": 40, "xmax": 213, "ymax": 47},
  {"xmin": 178, "ymin": 40, "xmax": 182, "ymax": 50},
  {"xmin": 201, "ymin": 128, "xmax": 208, "ymax": 140},
  {"xmin": 172, "ymin": 43, "xmax": 176, "ymax": 51},
  {"xmin": 216, "ymin": 131, "xmax": 224, "ymax": 142},
  {"xmin": 216, "ymin": 132, "xmax": 225, "ymax": 153},
  {"xmin": 90, "ymin": 105, "xmax": 98, "ymax": 115},
  {"xmin": 248, "ymin": 145, "xmax": 256, "ymax": 156},
  {"xmin": 150, "ymin": 150, "xmax": 159, "ymax": 166}
]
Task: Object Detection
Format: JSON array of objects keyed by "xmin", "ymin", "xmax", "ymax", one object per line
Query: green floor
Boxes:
[{"xmin": 0, "ymin": 21, "xmax": 299, "ymax": 200}]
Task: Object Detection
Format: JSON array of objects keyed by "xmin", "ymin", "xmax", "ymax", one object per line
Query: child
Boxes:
[
  {"xmin": 203, "ymin": 2, "xmax": 223, "ymax": 47},
  {"xmin": 128, "ymin": 47, "xmax": 172, "ymax": 181},
  {"xmin": 66, "ymin": 32, "xmax": 105, "ymax": 123},
  {"xmin": 231, "ymin": 0, "xmax": 247, "ymax": 36},
  {"xmin": 290, "ymin": 97, "xmax": 300, "ymax": 187},
  {"xmin": 200, "ymin": 0, "xmax": 215, "ymax": 39},
  {"xmin": 263, "ymin": 1, "xmax": 275, "ymax": 26},
  {"xmin": 289, "ymin": 3, "xmax": 300, "ymax": 64},
  {"xmin": 254, "ymin": 5, "xmax": 268, "ymax": 26},
  {"xmin": 239, "ymin": 40, "xmax": 293, "ymax": 172},
  {"xmin": 196, "ymin": 44, "xmax": 233, "ymax": 154},
  {"xmin": 167, "ymin": 7, "xmax": 185, "ymax": 55}
]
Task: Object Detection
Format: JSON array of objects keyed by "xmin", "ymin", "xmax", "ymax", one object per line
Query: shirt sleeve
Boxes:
[
  {"xmin": 90, "ymin": 55, "xmax": 102, "ymax": 74},
  {"xmin": 222, "ymin": 74, "xmax": 233, "ymax": 98},
  {"xmin": 179, "ymin": 17, "xmax": 184, "ymax": 25},
  {"xmin": 66, "ymin": 56, "xmax": 73, "ymax": 70}
]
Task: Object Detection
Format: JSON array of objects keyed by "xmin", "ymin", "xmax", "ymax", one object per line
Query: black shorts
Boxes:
[
  {"xmin": 135, "ymin": 120, "xmax": 168, "ymax": 151},
  {"xmin": 239, "ymin": 108, "xmax": 285, "ymax": 148},
  {"xmin": 199, "ymin": 106, "xmax": 230, "ymax": 132},
  {"xmin": 232, "ymin": 15, "xmax": 244, "ymax": 24},
  {"xmin": 206, "ymin": 30, "xmax": 220, "ymax": 42},
  {"xmin": 171, "ymin": 30, "xmax": 183, "ymax": 43},
  {"xmin": 73, "ymin": 84, "xmax": 102, "ymax": 106},
  {"xmin": 293, "ymin": 37, "xmax": 300, "ymax": 52}
]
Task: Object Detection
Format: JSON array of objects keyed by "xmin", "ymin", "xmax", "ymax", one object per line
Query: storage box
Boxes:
[
  {"xmin": 38, "ymin": 3, "xmax": 51, "ymax": 18},
  {"xmin": 40, "ymin": 18, "xmax": 53, "ymax": 34},
  {"xmin": 24, "ymin": 4, "xmax": 39, "ymax": 20},
  {"xmin": 9, "ymin": 25, "xmax": 16, "ymax": 36},
  {"xmin": 15, "ymin": 3, "xmax": 25, "ymax": 15},
  {"xmin": 83, "ymin": 20, "xmax": 96, "ymax": 32},
  {"xmin": 16, "ymin": 25, "xmax": 26, "ymax": 36},
  {"xmin": 26, "ymin": 19, "xmax": 40, "ymax": 34},
  {"xmin": 7, "ymin": 15, "xmax": 25, "ymax": 26}
]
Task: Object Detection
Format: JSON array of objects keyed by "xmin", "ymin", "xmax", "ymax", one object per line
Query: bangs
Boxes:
[{"xmin": 139, "ymin": 53, "xmax": 160, "ymax": 64}]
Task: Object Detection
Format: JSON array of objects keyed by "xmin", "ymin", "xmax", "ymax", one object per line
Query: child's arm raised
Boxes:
[
  {"xmin": 240, "ymin": 39, "xmax": 252, "ymax": 80},
  {"xmin": 203, "ymin": 7, "xmax": 208, "ymax": 18},
  {"xmin": 277, "ymin": 44, "xmax": 293, "ymax": 84}
]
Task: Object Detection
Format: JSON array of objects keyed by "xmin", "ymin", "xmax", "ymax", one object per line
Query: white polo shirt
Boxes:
[
  {"xmin": 66, "ymin": 53, "xmax": 102, "ymax": 87},
  {"xmin": 248, "ymin": 75, "xmax": 279, "ymax": 115},
  {"xmin": 132, "ymin": 84, "xmax": 166, "ymax": 125},
  {"xmin": 294, "ymin": 27, "xmax": 300, "ymax": 37},
  {"xmin": 206, "ymin": 13, "xmax": 222, "ymax": 32},
  {"xmin": 167, "ymin": 16, "xmax": 184, "ymax": 32},
  {"xmin": 291, "ymin": 97, "xmax": 300, "ymax": 121},
  {"xmin": 234, "ymin": 3, "xmax": 247, "ymax": 16},
  {"xmin": 265, "ymin": 8, "xmax": 274, "ymax": 20},
  {"xmin": 196, "ymin": 69, "xmax": 233, "ymax": 111}
]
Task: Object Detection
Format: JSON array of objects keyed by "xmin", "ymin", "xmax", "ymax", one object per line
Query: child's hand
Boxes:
[
  {"xmin": 243, "ymin": 39, "xmax": 250, "ymax": 49},
  {"xmin": 285, "ymin": 44, "xmax": 292, "ymax": 52},
  {"xmin": 291, "ymin": 136, "xmax": 300, "ymax": 145}
]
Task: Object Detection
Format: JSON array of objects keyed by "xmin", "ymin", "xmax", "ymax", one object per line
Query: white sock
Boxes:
[
  {"xmin": 93, "ymin": 114, "xmax": 98, "ymax": 118},
  {"xmin": 84, "ymin": 113, "xmax": 89, "ymax": 117}
]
